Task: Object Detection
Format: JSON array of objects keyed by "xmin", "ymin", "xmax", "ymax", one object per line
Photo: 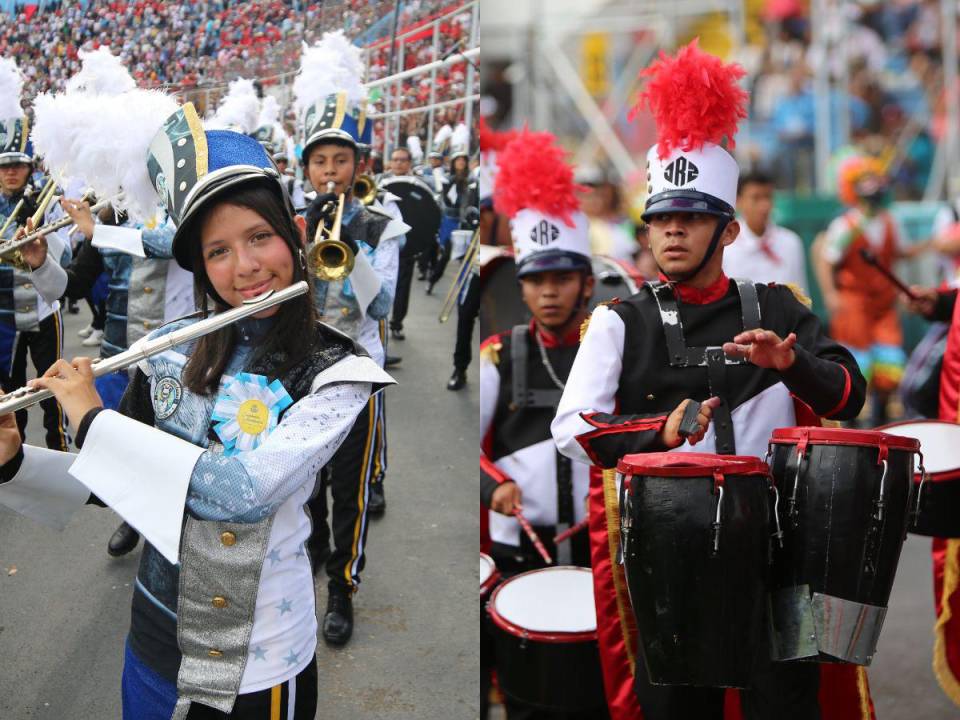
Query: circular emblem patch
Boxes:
[
  {"xmin": 236, "ymin": 398, "xmax": 269, "ymax": 436},
  {"xmin": 153, "ymin": 375, "xmax": 182, "ymax": 420}
]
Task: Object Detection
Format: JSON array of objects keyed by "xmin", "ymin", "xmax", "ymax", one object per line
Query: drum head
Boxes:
[
  {"xmin": 880, "ymin": 420, "xmax": 960, "ymax": 474},
  {"xmin": 480, "ymin": 553, "xmax": 496, "ymax": 588},
  {"xmin": 490, "ymin": 567, "xmax": 596, "ymax": 636},
  {"xmin": 380, "ymin": 175, "xmax": 442, "ymax": 256}
]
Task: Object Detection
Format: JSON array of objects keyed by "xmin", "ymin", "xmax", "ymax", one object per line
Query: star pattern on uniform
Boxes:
[
  {"xmin": 294, "ymin": 543, "xmax": 306, "ymax": 559},
  {"xmin": 277, "ymin": 597, "xmax": 293, "ymax": 615},
  {"xmin": 283, "ymin": 648, "xmax": 301, "ymax": 667},
  {"xmin": 267, "ymin": 549, "xmax": 282, "ymax": 566},
  {"xmin": 250, "ymin": 645, "xmax": 267, "ymax": 661}
]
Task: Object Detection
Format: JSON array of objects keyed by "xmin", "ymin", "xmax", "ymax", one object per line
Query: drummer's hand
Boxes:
[
  {"xmin": 28, "ymin": 357, "xmax": 102, "ymax": 428},
  {"xmin": 61, "ymin": 198, "xmax": 95, "ymax": 241},
  {"xmin": 0, "ymin": 412, "xmax": 21, "ymax": 465},
  {"xmin": 723, "ymin": 329, "xmax": 797, "ymax": 371},
  {"xmin": 659, "ymin": 397, "xmax": 721, "ymax": 448},
  {"xmin": 491, "ymin": 481, "xmax": 523, "ymax": 516},
  {"xmin": 904, "ymin": 286, "xmax": 939, "ymax": 318},
  {"xmin": 17, "ymin": 217, "xmax": 48, "ymax": 269}
]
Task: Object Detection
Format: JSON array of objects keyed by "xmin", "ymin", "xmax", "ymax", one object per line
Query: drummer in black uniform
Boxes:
[
  {"xmin": 481, "ymin": 129, "xmax": 601, "ymax": 720},
  {"xmin": 551, "ymin": 41, "xmax": 867, "ymax": 719}
]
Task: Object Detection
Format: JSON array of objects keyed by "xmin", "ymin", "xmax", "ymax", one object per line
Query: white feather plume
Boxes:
[
  {"xmin": 293, "ymin": 31, "xmax": 367, "ymax": 116},
  {"xmin": 0, "ymin": 58, "xmax": 24, "ymax": 120},
  {"xmin": 65, "ymin": 47, "xmax": 135, "ymax": 96},
  {"xmin": 33, "ymin": 87, "xmax": 178, "ymax": 222},
  {"xmin": 208, "ymin": 77, "xmax": 260, "ymax": 134},
  {"xmin": 258, "ymin": 95, "xmax": 281, "ymax": 128},
  {"xmin": 451, "ymin": 122, "xmax": 470, "ymax": 150}
]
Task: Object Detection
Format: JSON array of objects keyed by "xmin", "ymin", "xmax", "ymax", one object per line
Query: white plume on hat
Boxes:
[
  {"xmin": 451, "ymin": 122, "xmax": 469, "ymax": 150},
  {"xmin": 208, "ymin": 77, "xmax": 260, "ymax": 134},
  {"xmin": 0, "ymin": 58, "xmax": 24, "ymax": 120},
  {"xmin": 293, "ymin": 30, "xmax": 367, "ymax": 116},
  {"xmin": 65, "ymin": 47, "xmax": 135, "ymax": 96},
  {"xmin": 258, "ymin": 95, "xmax": 281, "ymax": 129},
  {"xmin": 33, "ymin": 86, "xmax": 178, "ymax": 222}
]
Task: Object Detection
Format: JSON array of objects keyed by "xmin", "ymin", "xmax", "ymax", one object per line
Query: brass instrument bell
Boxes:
[
  {"xmin": 353, "ymin": 174, "xmax": 378, "ymax": 205},
  {"xmin": 307, "ymin": 181, "xmax": 355, "ymax": 282}
]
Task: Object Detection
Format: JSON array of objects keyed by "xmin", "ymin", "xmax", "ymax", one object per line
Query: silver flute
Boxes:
[{"xmin": 0, "ymin": 280, "xmax": 309, "ymax": 416}]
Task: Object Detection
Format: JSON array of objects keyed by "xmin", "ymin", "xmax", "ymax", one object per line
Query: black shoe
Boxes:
[
  {"xmin": 385, "ymin": 355, "xmax": 402, "ymax": 367},
  {"xmin": 67, "ymin": 302, "xmax": 80, "ymax": 315},
  {"xmin": 390, "ymin": 327, "xmax": 405, "ymax": 341},
  {"xmin": 425, "ymin": 281, "xmax": 436, "ymax": 295},
  {"xmin": 323, "ymin": 587, "xmax": 354, "ymax": 646},
  {"xmin": 447, "ymin": 368, "xmax": 466, "ymax": 391},
  {"xmin": 368, "ymin": 482, "xmax": 386, "ymax": 516},
  {"xmin": 107, "ymin": 521, "xmax": 140, "ymax": 557},
  {"xmin": 416, "ymin": 271, "xmax": 427, "ymax": 281}
]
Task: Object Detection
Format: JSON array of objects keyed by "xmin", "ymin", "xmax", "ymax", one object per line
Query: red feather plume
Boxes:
[
  {"xmin": 494, "ymin": 128, "xmax": 581, "ymax": 226},
  {"xmin": 631, "ymin": 38, "xmax": 748, "ymax": 159},
  {"xmin": 479, "ymin": 116, "xmax": 519, "ymax": 153}
]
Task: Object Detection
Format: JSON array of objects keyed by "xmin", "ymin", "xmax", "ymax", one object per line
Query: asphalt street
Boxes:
[{"xmin": 0, "ymin": 271, "xmax": 479, "ymax": 719}]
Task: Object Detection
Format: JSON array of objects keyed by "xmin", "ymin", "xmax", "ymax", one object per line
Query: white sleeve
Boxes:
[
  {"xmin": 30, "ymin": 253, "xmax": 68, "ymax": 304},
  {"xmin": 480, "ymin": 351, "xmax": 500, "ymax": 441},
  {"xmin": 785, "ymin": 228, "xmax": 809, "ymax": 294},
  {"xmin": 0, "ymin": 445, "xmax": 88, "ymax": 530},
  {"xmin": 551, "ymin": 305, "xmax": 625, "ymax": 465}
]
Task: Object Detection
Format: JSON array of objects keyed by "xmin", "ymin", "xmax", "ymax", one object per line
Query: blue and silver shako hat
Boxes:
[
  {"xmin": 147, "ymin": 102, "xmax": 290, "ymax": 271},
  {"xmin": 0, "ymin": 116, "xmax": 33, "ymax": 166},
  {"xmin": 300, "ymin": 91, "xmax": 372, "ymax": 161}
]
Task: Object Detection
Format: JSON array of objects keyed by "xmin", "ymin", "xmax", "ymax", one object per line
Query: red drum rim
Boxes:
[
  {"xmin": 481, "ymin": 553, "xmax": 500, "ymax": 597},
  {"xmin": 770, "ymin": 426, "xmax": 919, "ymax": 453},
  {"xmin": 617, "ymin": 451, "xmax": 769, "ymax": 477},
  {"xmin": 487, "ymin": 567, "xmax": 598, "ymax": 643}
]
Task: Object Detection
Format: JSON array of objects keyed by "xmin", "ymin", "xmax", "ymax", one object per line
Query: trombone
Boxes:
[
  {"xmin": 306, "ymin": 181, "xmax": 355, "ymax": 282},
  {"xmin": 439, "ymin": 228, "xmax": 479, "ymax": 323},
  {"xmin": 0, "ymin": 177, "xmax": 54, "ymax": 241},
  {"xmin": 0, "ymin": 190, "xmax": 103, "ymax": 270}
]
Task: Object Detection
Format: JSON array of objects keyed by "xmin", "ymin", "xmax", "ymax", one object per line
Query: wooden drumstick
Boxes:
[
  {"xmin": 513, "ymin": 509, "xmax": 552, "ymax": 564},
  {"xmin": 859, "ymin": 248, "xmax": 919, "ymax": 300},
  {"xmin": 553, "ymin": 518, "xmax": 589, "ymax": 544}
]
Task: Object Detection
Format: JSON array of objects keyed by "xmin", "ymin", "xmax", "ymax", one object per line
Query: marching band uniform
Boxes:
[
  {"xmin": 551, "ymin": 42, "xmax": 874, "ymax": 720},
  {"xmin": 0, "ymin": 114, "xmax": 73, "ymax": 451},
  {"xmin": 0, "ymin": 97, "xmax": 393, "ymax": 718},
  {"xmin": 295, "ymin": 50, "xmax": 408, "ymax": 644}
]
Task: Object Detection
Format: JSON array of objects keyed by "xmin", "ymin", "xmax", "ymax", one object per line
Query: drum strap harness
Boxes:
[
  {"xmin": 647, "ymin": 279, "xmax": 762, "ymax": 455},
  {"xmin": 511, "ymin": 325, "xmax": 574, "ymax": 564}
]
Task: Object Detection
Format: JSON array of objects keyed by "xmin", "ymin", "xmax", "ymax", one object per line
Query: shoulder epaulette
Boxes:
[
  {"xmin": 480, "ymin": 333, "xmax": 506, "ymax": 366},
  {"xmin": 768, "ymin": 281, "xmax": 813, "ymax": 309},
  {"xmin": 579, "ymin": 298, "xmax": 620, "ymax": 342}
]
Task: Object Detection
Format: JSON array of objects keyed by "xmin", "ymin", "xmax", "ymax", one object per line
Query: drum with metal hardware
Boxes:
[
  {"xmin": 590, "ymin": 255, "xmax": 643, "ymax": 307},
  {"xmin": 480, "ymin": 553, "xmax": 500, "ymax": 670},
  {"xmin": 879, "ymin": 420, "xmax": 960, "ymax": 537},
  {"xmin": 617, "ymin": 452, "xmax": 776, "ymax": 688},
  {"xmin": 767, "ymin": 427, "xmax": 920, "ymax": 665},
  {"xmin": 379, "ymin": 175, "xmax": 442, "ymax": 258},
  {"xmin": 487, "ymin": 566, "xmax": 605, "ymax": 712}
]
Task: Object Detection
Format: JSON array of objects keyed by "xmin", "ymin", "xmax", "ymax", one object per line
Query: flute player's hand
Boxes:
[{"xmin": 28, "ymin": 357, "xmax": 103, "ymax": 429}]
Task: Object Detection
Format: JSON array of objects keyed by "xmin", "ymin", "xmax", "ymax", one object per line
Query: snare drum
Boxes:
[
  {"xmin": 487, "ymin": 566, "xmax": 605, "ymax": 712},
  {"xmin": 617, "ymin": 452, "xmax": 775, "ymax": 688},
  {"xmin": 768, "ymin": 427, "xmax": 919, "ymax": 665},
  {"xmin": 480, "ymin": 553, "xmax": 500, "ymax": 670},
  {"xmin": 879, "ymin": 420, "xmax": 960, "ymax": 537}
]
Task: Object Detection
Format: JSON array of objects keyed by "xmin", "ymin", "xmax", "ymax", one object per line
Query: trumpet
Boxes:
[
  {"xmin": 353, "ymin": 174, "xmax": 378, "ymax": 205},
  {"xmin": 0, "ymin": 191, "xmax": 106, "ymax": 269},
  {"xmin": 306, "ymin": 181, "xmax": 355, "ymax": 282},
  {"xmin": 0, "ymin": 281, "xmax": 310, "ymax": 416}
]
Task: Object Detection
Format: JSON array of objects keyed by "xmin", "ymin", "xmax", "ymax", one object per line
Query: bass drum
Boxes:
[
  {"xmin": 379, "ymin": 175, "xmax": 442, "ymax": 257},
  {"xmin": 478, "ymin": 250, "xmax": 642, "ymax": 340}
]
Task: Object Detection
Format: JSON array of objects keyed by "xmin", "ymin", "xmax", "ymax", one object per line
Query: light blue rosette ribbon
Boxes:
[{"xmin": 211, "ymin": 372, "xmax": 293, "ymax": 457}]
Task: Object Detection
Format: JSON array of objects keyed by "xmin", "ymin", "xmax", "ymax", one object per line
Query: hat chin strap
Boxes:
[{"xmin": 657, "ymin": 217, "xmax": 729, "ymax": 285}]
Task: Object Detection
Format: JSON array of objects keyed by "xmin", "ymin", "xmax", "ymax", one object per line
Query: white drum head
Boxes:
[
  {"xmin": 885, "ymin": 421, "xmax": 960, "ymax": 474},
  {"xmin": 492, "ymin": 566, "xmax": 596, "ymax": 633},
  {"xmin": 481, "ymin": 553, "xmax": 495, "ymax": 588}
]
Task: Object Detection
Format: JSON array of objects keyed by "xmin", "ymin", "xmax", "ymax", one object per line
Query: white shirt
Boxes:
[{"xmin": 723, "ymin": 220, "xmax": 808, "ymax": 293}]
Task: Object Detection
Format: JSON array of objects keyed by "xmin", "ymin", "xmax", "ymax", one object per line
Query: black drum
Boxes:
[
  {"xmin": 379, "ymin": 175, "xmax": 442, "ymax": 257},
  {"xmin": 480, "ymin": 553, "xmax": 500, "ymax": 670},
  {"xmin": 879, "ymin": 420, "xmax": 960, "ymax": 537},
  {"xmin": 767, "ymin": 427, "xmax": 919, "ymax": 665},
  {"xmin": 618, "ymin": 452, "xmax": 775, "ymax": 688},
  {"xmin": 487, "ymin": 566, "xmax": 606, "ymax": 712},
  {"xmin": 478, "ymin": 250, "xmax": 642, "ymax": 340}
]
